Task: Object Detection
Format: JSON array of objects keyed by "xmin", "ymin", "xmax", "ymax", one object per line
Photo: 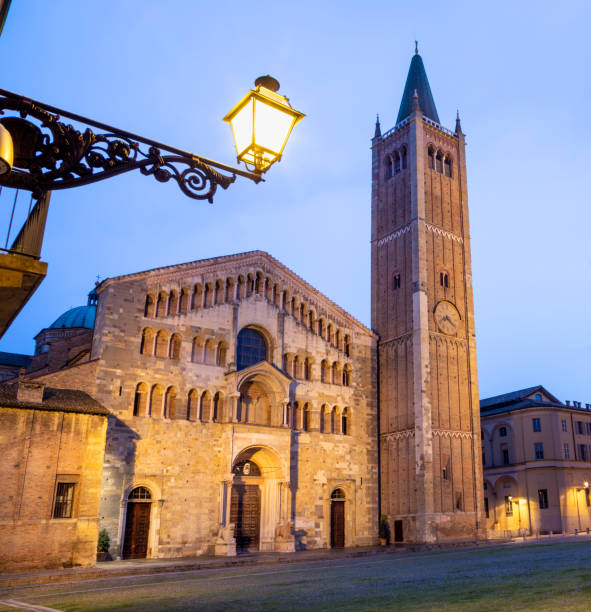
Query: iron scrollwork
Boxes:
[{"xmin": 0, "ymin": 90, "xmax": 260, "ymax": 202}]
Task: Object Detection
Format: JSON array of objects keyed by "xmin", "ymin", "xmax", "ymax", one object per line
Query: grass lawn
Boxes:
[{"xmin": 2, "ymin": 541, "xmax": 591, "ymax": 611}]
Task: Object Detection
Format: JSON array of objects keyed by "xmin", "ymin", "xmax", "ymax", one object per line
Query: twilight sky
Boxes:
[{"xmin": 1, "ymin": 1, "xmax": 589, "ymax": 403}]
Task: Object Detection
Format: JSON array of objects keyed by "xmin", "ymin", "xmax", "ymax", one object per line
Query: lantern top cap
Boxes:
[{"xmin": 255, "ymin": 75, "xmax": 280, "ymax": 92}]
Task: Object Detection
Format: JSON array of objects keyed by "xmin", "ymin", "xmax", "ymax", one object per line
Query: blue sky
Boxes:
[{"xmin": 1, "ymin": 1, "xmax": 589, "ymax": 402}]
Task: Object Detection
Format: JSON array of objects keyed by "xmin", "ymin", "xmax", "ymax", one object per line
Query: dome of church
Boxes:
[
  {"xmin": 48, "ymin": 304, "xmax": 96, "ymax": 330},
  {"xmin": 48, "ymin": 287, "xmax": 99, "ymax": 330}
]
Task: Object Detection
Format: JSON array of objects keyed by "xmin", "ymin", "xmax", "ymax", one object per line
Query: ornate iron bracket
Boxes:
[{"xmin": 0, "ymin": 88, "xmax": 263, "ymax": 203}]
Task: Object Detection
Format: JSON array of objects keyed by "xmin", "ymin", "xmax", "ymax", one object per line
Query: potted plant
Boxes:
[
  {"xmin": 379, "ymin": 515, "xmax": 390, "ymax": 546},
  {"xmin": 97, "ymin": 528, "xmax": 110, "ymax": 562}
]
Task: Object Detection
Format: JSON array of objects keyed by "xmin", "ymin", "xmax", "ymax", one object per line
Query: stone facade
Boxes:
[
  {"xmin": 371, "ymin": 53, "xmax": 484, "ymax": 543},
  {"xmin": 0, "ymin": 382, "xmax": 108, "ymax": 571},
  {"xmin": 482, "ymin": 386, "xmax": 591, "ymax": 536},
  {"xmin": 33, "ymin": 250, "xmax": 378, "ymax": 559}
]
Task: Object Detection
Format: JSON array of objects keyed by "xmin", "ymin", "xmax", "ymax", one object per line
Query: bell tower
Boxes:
[{"xmin": 371, "ymin": 47, "xmax": 484, "ymax": 543}]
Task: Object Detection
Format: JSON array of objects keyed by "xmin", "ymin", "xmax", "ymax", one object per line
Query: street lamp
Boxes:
[
  {"xmin": 224, "ymin": 76, "xmax": 305, "ymax": 174},
  {"xmin": 0, "ymin": 76, "xmax": 303, "ymax": 204}
]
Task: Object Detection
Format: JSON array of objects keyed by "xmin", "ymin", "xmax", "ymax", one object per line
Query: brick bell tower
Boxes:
[{"xmin": 371, "ymin": 45, "xmax": 484, "ymax": 543}]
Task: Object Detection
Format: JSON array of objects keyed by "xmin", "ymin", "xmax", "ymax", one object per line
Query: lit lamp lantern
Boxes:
[
  {"xmin": 0, "ymin": 122, "xmax": 13, "ymax": 175},
  {"xmin": 224, "ymin": 75, "xmax": 304, "ymax": 174}
]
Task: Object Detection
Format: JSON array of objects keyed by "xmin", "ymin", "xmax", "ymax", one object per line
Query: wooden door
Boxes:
[
  {"xmin": 230, "ymin": 484, "xmax": 260, "ymax": 552},
  {"xmin": 330, "ymin": 500, "xmax": 345, "ymax": 548},
  {"xmin": 394, "ymin": 519, "xmax": 404, "ymax": 543},
  {"xmin": 122, "ymin": 502, "xmax": 151, "ymax": 559}
]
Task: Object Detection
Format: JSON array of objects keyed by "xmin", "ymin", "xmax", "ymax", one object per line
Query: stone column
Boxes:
[
  {"xmin": 282, "ymin": 400, "xmax": 290, "ymax": 427},
  {"xmin": 230, "ymin": 392, "xmax": 240, "ymax": 423}
]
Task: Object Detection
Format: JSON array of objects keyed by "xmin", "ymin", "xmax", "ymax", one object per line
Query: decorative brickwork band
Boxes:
[
  {"xmin": 374, "ymin": 224, "xmax": 411, "ymax": 247},
  {"xmin": 424, "ymin": 223, "xmax": 463, "ymax": 244},
  {"xmin": 380, "ymin": 429, "xmax": 415, "ymax": 442},
  {"xmin": 432, "ymin": 429, "xmax": 473, "ymax": 440}
]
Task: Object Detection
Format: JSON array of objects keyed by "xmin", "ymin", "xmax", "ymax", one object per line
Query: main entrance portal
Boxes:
[{"xmin": 230, "ymin": 483, "xmax": 261, "ymax": 552}]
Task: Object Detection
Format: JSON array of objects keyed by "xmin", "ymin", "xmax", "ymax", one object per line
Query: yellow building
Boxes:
[{"xmin": 481, "ymin": 386, "xmax": 591, "ymax": 536}]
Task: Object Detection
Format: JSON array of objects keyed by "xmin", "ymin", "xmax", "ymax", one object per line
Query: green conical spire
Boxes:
[{"xmin": 396, "ymin": 45, "xmax": 440, "ymax": 124}]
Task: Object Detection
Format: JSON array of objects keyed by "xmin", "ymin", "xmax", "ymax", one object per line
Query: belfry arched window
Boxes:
[{"xmin": 236, "ymin": 327, "xmax": 267, "ymax": 370}]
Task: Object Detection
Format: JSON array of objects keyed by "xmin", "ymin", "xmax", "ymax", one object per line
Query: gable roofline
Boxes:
[
  {"xmin": 481, "ymin": 385, "xmax": 562, "ymax": 411},
  {"xmin": 96, "ymin": 250, "xmax": 376, "ymax": 338}
]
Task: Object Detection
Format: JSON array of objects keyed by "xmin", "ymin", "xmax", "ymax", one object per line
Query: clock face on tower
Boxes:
[{"xmin": 433, "ymin": 300, "xmax": 461, "ymax": 335}]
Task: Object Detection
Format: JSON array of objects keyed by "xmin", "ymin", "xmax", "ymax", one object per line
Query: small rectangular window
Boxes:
[
  {"xmin": 562, "ymin": 419, "xmax": 568, "ymax": 433},
  {"xmin": 564, "ymin": 443, "xmax": 570, "ymax": 460},
  {"xmin": 499, "ymin": 426, "xmax": 507, "ymax": 437},
  {"xmin": 577, "ymin": 421, "xmax": 584, "ymax": 435},
  {"xmin": 505, "ymin": 496, "xmax": 513, "ymax": 517},
  {"xmin": 587, "ymin": 423, "xmax": 591, "ymax": 436},
  {"xmin": 579, "ymin": 444, "xmax": 588, "ymax": 461},
  {"xmin": 53, "ymin": 482, "xmax": 76, "ymax": 519},
  {"xmin": 393, "ymin": 274, "xmax": 401, "ymax": 290},
  {"xmin": 534, "ymin": 443, "xmax": 544, "ymax": 460},
  {"xmin": 484, "ymin": 497, "xmax": 489, "ymax": 518},
  {"xmin": 538, "ymin": 489, "xmax": 548, "ymax": 509},
  {"xmin": 502, "ymin": 448, "xmax": 510, "ymax": 465},
  {"xmin": 532, "ymin": 417, "xmax": 541, "ymax": 432},
  {"xmin": 482, "ymin": 451, "xmax": 486, "ymax": 466}
]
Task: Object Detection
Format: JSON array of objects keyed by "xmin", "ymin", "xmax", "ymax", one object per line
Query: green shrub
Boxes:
[
  {"xmin": 97, "ymin": 528, "xmax": 110, "ymax": 553},
  {"xmin": 379, "ymin": 515, "xmax": 390, "ymax": 541}
]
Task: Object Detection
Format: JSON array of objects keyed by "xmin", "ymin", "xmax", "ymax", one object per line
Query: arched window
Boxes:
[
  {"xmin": 331, "ymin": 488, "xmax": 345, "ymax": 500},
  {"xmin": 331, "ymin": 406, "xmax": 338, "ymax": 433},
  {"xmin": 200, "ymin": 391, "xmax": 212, "ymax": 422},
  {"xmin": 129, "ymin": 486, "xmax": 151, "ymax": 500},
  {"xmin": 401, "ymin": 146, "xmax": 407, "ymax": 170},
  {"xmin": 167, "ymin": 291, "xmax": 178, "ymax": 316},
  {"xmin": 140, "ymin": 328, "xmax": 154, "ymax": 355},
  {"xmin": 226, "ymin": 277, "xmax": 235, "ymax": 302},
  {"xmin": 150, "ymin": 384, "xmax": 163, "ymax": 418},
  {"xmin": 155, "ymin": 330, "xmax": 169, "ymax": 358},
  {"xmin": 255, "ymin": 272, "xmax": 263, "ymax": 295},
  {"xmin": 236, "ymin": 328, "xmax": 267, "ymax": 370},
  {"xmin": 394, "ymin": 151, "xmax": 401, "ymax": 174},
  {"xmin": 169, "ymin": 334, "xmax": 181, "ymax": 360},
  {"xmin": 444, "ymin": 156, "xmax": 452, "ymax": 178},
  {"xmin": 213, "ymin": 392, "xmax": 222, "ymax": 422},
  {"xmin": 321, "ymin": 360, "xmax": 330, "ymax": 383},
  {"xmin": 164, "ymin": 386, "xmax": 177, "ymax": 419},
  {"xmin": 179, "ymin": 288, "xmax": 189, "ymax": 313},
  {"xmin": 215, "ymin": 279, "xmax": 224, "ymax": 305},
  {"xmin": 343, "ymin": 364, "xmax": 351, "ymax": 387},
  {"xmin": 320, "ymin": 404, "xmax": 328, "ymax": 433},
  {"xmin": 436, "ymin": 151, "xmax": 443, "ymax": 173},
  {"xmin": 393, "ymin": 273, "xmax": 401, "ymax": 290},
  {"xmin": 247, "ymin": 274, "xmax": 255, "ymax": 296},
  {"xmin": 332, "ymin": 362, "xmax": 341, "ymax": 385},
  {"xmin": 303, "ymin": 403, "xmax": 311, "ymax": 432},
  {"xmin": 440, "ymin": 272, "xmax": 449, "ymax": 288},
  {"xmin": 192, "ymin": 284, "xmax": 203, "ymax": 310},
  {"xmin": 304, "ymin": 357, "xmax": 311, "ymax": 381},
  {"xmin": 342, "ymin": 407, "xmax": 350, "ymax": 435},
  {"xmin": 308, "ymin": 310, "xmax": 316, "ymax": 332},
  {"xmin": 144, "ymin": 294, "xmax": 155, "ymax": 318},
  {"xmin": 217, "ymin": 342, "xmax": 228, "ymax": 367},
  {"xmin": 237, "ymin": 275, "xmax": 246, "ymax": 300},
  {"xmin": 187, "ymin": 389, "xmax": 199, "ymax": 421},
  {"xmin": 385, "ymin": 156, "xmax": 393, "ymax": 180},
  {"xmin": 155, "ymin": 292, "xmax": 166, "ymax": 318},
  {"xmin": 344, "ymin": 335, "xmax": 351, "ymax": 357},
  {"xmin": 204, "ymin": 283, "xmax": 213, "ymax": 308},
  {"xmin": 133, "ymin": 383, "xmax": 148, "ymax": 416},
  {"xmin": 428, "ymin": 147, "xmax": 435, "ymax": 169}
]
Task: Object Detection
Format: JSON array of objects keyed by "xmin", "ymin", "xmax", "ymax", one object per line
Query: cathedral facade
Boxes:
[{"xmin": 0, "ymin": 50, "xmax": 484, "ymax": 566}]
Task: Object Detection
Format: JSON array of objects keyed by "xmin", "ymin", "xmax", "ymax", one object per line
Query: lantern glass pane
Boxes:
[
  {"xmin": 230, "ymin": 98, "xmax": 254, "ymax": 156},
  {"xmin": 253, "ymin": 100, "xmax": 295, "ymax": 155}
]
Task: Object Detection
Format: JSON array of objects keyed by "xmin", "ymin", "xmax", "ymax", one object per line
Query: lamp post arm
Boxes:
[{"xmin": 0, "ymin": 88, "xmax": 263, "ymax": 203}]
